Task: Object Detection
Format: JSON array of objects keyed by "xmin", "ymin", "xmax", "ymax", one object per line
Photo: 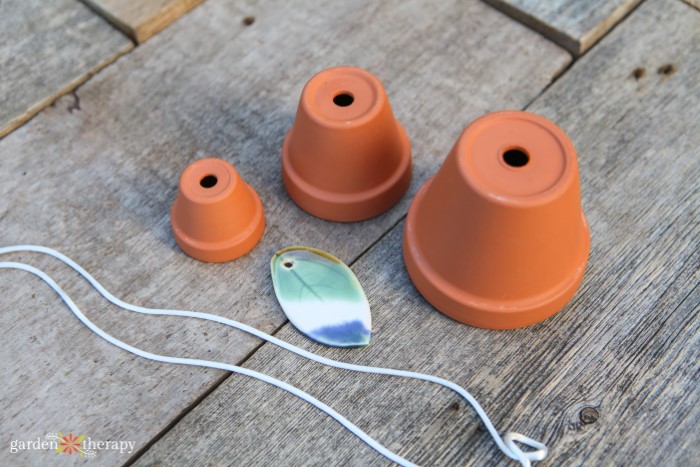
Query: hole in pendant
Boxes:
[
  {"xmin": 503, "ymin": 149, "xmax": 529, "ymax": 167},
  {"xmin": 333, "ymin": 93, "xmax": 354, "ymax": 107},
  {"xmin": 200, "ymin": 175, "xmax": 218, "ymax": 188},
  {"xmin": 283, "ymin": 260, "xmax": 294, "ymax": 269}
]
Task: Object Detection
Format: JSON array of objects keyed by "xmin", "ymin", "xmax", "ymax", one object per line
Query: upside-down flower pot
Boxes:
[
  {"xmin": 171, "ymin": 157, "xmax": 265, "ymax": 262},
  {"xmin": 282, "ymin": 66, "xmax": 412, "ymax": 222},
  {"xmin": 403, "ymin": 111, "xmax": 590, "ymax": 329}
]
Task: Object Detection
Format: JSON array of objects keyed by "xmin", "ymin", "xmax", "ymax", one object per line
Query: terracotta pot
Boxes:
[
  {"xmin": 282, "ymin": 66, "xmax": 412, "ymax": 222},
  {"xmin": 403, "ymin": 111, "xmax": 590, "ymax": 329},
  {"xmin": 171, "ymin": 157, "xmax": 265, "ymax": 262}
]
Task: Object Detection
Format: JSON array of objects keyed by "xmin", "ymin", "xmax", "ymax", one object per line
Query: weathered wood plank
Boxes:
[
  {"xmin": 0, "ymin": 0, "xmax": 569, "ymax": 465},
  {"xmin": 134, "ymin": 0, "xmax": 700, "ymax": 464},
  {"xmin": 483, "ymin": 0, "xmax": 643, "ymax": 55},
  {"xmin": 0, "ymin": 0, "xmax": 133, "ymax": 139},
  {"xmin": 81, "ymin": 0, "xmax": 203, "ymax": 43}
]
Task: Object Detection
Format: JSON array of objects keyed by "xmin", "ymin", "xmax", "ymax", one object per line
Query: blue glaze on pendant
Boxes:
[{"xmin": 309, "ymin": 320, "xmax": 371, "ymax": 347}]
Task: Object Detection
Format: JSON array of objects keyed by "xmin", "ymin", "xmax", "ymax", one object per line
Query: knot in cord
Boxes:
[{"xmin": 504, "ymin": 432, "xmax": 548, "ymax": 467}]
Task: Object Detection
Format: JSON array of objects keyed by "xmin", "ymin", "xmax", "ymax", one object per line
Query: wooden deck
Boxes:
[{"xmin": 1, "ymin": 0, "xmax": 698, "ymax": 465}]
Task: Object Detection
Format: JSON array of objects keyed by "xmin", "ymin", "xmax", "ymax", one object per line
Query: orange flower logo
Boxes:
[
  {"xmin": 46, "ymin": 432, "xmax": 95, "ymax": 457},
  {"xmin": 57, "ymin": 433, "xmax": 83, "ymax": 455}
]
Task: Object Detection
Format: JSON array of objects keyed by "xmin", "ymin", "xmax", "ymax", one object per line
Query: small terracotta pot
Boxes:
[
  {"xmin": 171, "ymin": 157, "xmax": 265, "ymax": 262},
  {"xmin": 282, "ymin": 66, "xmax": 412, "ymax": 222},
  {"xmin": 403, "ymin": 111, "xmax": 590, "ymax": 329}
]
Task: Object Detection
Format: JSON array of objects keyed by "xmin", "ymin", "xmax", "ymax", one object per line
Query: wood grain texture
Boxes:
[
  {"xmin": 0, "ymin": 0, "xmax": 133, "ymax": 139},
  {"xmin": 134, "ymin": 0, "xmax": 700, "ymax": 464},
  {"xmin": 0, "ymin": 0, "xmax": 569, "ymax": 465},
  {"xmin": 483, "ymin": 0, "xmax": 643, "ymax": 55},
  {"xmin": 82, "ymin": 0, "xmax": 203, "ymax": 42}
]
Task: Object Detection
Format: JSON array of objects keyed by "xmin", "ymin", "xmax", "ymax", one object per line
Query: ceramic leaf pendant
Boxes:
[{"xmin": 271, "ymin": 246, "xmax": 371, "ymax": 348}]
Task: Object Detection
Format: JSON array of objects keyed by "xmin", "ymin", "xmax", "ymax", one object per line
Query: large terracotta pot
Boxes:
[{"xmin": 403, "ymin": 111, "xmax": 590, "ymax": 329}]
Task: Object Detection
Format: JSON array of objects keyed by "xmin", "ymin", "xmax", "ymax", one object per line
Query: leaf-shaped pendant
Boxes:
[{"xmin": 271, "ymin": 246, "xmax": 371, "ymax": 348}]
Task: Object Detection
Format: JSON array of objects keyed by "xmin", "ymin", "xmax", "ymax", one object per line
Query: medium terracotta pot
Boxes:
[
  {"xmin": 282, "ymin": 66, "xmax": 412, "ymax": 222},
  {"xmin": 403, "ymin": 111, "xmax": 590, "ymax": 329},
  {"xmin": 171, "ymin": 157, "xmax": 264, "ymax": 262}
]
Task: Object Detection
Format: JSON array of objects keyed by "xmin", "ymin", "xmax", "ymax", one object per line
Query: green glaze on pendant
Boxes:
[{"xmin": 271, "ymin": 246, "xmax": 371, "ymax": 348}]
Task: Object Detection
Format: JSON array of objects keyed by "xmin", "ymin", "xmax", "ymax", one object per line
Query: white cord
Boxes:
[{"xmin": 0, "ymin": 245, "xmax": 547, "ymax": 466}]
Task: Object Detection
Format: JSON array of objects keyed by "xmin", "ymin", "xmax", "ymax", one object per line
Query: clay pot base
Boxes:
[
  {"xmin": 171, "ymin": 158, "xmax": 265, "ymax": 262},
  {"xmin": 282, "ymin": 123, "xmax": 411, "ymax": 222},
  {"xmin": 403, "ymin": 111, "xmax": 590, "ymax": 329},
  {"xmin": 282, "ymin": 66, "xmax": 412, "ymax": 222},
  {"xmin": 404, "ymin": 177, "xmax": 590, "ymax": 329}
]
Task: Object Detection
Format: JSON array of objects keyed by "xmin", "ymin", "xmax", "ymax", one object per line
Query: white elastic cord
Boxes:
[{"xmin": 0, "ymin": 245, "xmax": 547, "ymax": 466}]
